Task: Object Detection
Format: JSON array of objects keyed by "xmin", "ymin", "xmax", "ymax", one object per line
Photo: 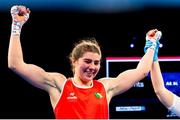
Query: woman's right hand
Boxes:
[{"xmin": 11, "ymin": 5, "xmax": 30, "ymax": 24}]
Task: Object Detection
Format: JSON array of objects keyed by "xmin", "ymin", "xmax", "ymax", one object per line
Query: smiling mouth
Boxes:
[
  {"xmin": 84, "ymin": 68, "xmax": 97, "ymax": 78},
  {"xmin": 85, "ymin": 71, "xmax": 95, "ymax": 77},
  {"xmin": 86, "ymin": 72, "xmax": 93, "ymax": 77}
]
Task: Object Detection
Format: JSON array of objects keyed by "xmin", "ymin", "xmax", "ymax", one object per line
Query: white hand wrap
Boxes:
[{"xmin": 11, "ymin": 5, "xmax": 30, "ymax": 35}]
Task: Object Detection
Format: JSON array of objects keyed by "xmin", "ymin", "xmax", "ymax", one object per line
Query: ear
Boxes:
[{"xmin": 71, "ymin": 59, "xmax": 77, "ymax": 66}]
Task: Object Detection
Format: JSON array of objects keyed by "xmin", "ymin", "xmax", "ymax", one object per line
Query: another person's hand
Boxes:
[
  {"xmin": 144, "ymin": 29, "xmax": 162, "ymax": 61},
  {"xmin": 146, "ymin": 29, "xmax": 162, "ymax": 42}
]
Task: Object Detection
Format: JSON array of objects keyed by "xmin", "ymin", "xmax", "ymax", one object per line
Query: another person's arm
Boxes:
[{"xmin": 151, "ymin": 61, "xmax": 180, "ymax": 117}]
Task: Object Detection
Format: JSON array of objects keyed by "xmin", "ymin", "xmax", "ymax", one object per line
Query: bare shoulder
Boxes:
[
  {"xmin": 98, "ymin": 77, "xmax": 115, "ymax": 84},
  {"xmin": 48, "ymin": 72, "xmax": 66, "ymax": 79},
  {"xmin": 98, "ymin": 77, "xmax": 110, "ymax": 83},
  {"xmin": 46, "ymin": 72, "xmax": 67, "ymax": 108},
  {"xmin": 98, "ymin": 77, "xmax": 117, "ymax": 102},
  {"xmin": 98, "ymin": 77, "xmax": 115, "ymax": 90},
  {"xmin": 47, "ymin": 72, "xmax": 67, "ymax": 88}
]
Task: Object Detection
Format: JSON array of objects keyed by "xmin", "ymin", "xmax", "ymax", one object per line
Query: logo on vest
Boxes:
[
  {"xmin": 94, "ymin": 92, "xmax": 103, "ymax": 99},
  {"xmin": 67, "ymin": 92, "xmax": 77, "ymax": 100}
]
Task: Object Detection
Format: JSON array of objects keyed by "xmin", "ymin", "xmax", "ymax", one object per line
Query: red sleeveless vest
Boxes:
[{"xmin": 54, "ymin": 79, "xmax": 108, "ymax": 119}]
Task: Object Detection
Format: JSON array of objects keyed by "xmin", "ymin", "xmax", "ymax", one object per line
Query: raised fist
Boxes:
[
  {"xmin": 146, "ymin": 29, "xmax": 162, "ymax": 42},
  {"xmin": 11, "ymin": 5, "xmax": 30, "ymax": 23},
  {"xmin": 144, "ymin": 29, "xmax": 162, "ymax": 61},
  {"xmin": 11, "ymin": 5, "xmax": 30, "ymax": 35}
]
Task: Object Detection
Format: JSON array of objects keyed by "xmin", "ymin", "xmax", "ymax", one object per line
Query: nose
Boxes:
[{"xmin": 89, "ymin": 63, "xmax": 96, "ymax": 70}]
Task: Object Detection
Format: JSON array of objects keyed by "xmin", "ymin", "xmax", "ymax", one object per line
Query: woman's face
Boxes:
[{"xmin": 73, "ymin": 52, "xmax": 101, "ymax": 82}]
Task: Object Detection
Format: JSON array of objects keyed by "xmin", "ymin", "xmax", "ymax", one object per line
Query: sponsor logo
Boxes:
[{"xmin": 67, "ymin": 92, "xmax": 77, "ymax": 100}]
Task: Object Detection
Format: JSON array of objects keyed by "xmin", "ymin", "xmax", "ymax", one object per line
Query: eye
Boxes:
[
  {"xmin": 84, "ymin": 59, "xmax": 92, "ymax": 64},
  {"xmin": 94, "ymin": 61, "xmax": 100, "ymax": 65}
]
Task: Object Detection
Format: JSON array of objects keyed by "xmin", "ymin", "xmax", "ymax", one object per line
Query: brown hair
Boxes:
[{"xmin": 69, "ymin": 37, "xmax": 101, "ymax": 73}]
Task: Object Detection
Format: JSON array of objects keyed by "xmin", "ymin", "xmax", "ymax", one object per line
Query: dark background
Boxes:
[{"xmin": 0, "ymin": 2, "xmax": 180, "ymax": 119}]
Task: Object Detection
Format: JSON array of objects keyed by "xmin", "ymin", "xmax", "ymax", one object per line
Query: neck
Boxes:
[{"xmin": 72, "ymin": 77, "xmax": 93, "ymax": 87}]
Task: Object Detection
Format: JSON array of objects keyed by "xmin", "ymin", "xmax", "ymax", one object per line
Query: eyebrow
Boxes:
[{"xmin": 83, "ymin": 58, "xmax": 100, "ymax": 62}]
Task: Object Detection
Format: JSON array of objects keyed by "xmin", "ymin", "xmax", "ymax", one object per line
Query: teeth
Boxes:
[
  {"xmin": 87, "ymin": 72, "xmax": 92, "ymax": 75},
  {"xmin": 86, "ymin": 69, "xmax": 93, "ymax": 73},
  {"xmin": 85, "ymin": 69, "xmax": 96, "ymax": 77},
  {"xmin": 86, "ymin": 72, "xmax": 93, "ymax": 77}
]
